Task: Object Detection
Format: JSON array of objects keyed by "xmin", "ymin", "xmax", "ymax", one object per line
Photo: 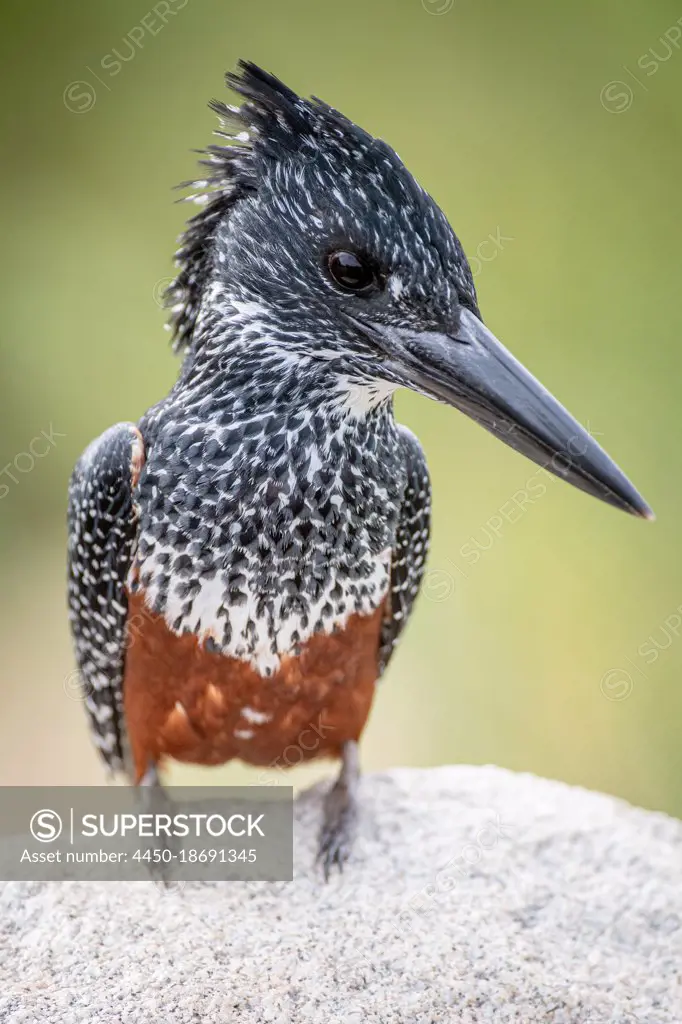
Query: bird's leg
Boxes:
[
  {"xmin": 139, "ymin": 761, "xmax": 163, "ymax": 788},
  {"xmin": 317, "ymin": 740, "xmax": 360, "ymax": 879},
  {"xmin": 136, "ymin": 760, "xmax": 177, "ymax": 887}
]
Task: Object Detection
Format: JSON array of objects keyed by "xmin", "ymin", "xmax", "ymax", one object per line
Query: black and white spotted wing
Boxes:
[
  {"xmin": 378, "ymin": 426, "xmax": 431, "ymax": 674},
  {"xmin": 67, "ymin": 422, "xmax": 144, "ymax": 773}
]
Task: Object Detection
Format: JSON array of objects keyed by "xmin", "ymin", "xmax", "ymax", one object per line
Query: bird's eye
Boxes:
[{"xmin": 326, "ymin": 250, "xmax": 379, "ymax": 295}]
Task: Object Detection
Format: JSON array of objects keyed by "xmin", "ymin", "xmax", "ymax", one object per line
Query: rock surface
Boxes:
[{"xmin": 1, "ymin": 765, "xmax": 681, "ymax": 1023}]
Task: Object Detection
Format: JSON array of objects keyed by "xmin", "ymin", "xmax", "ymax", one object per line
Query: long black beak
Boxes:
[{"xmin": 354, "ymin": 308, "xmax": 653, "ymax": 519}]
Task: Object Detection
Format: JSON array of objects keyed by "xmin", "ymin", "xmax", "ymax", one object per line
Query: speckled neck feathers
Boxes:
[{"xmin": 133, "ymin": 346, "xmax": 406, "ymax": 674}]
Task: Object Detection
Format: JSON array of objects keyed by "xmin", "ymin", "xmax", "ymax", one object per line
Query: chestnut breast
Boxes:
[{"xmin": 123, "ymin": 590, "xmax": 384, "ymax": 780}]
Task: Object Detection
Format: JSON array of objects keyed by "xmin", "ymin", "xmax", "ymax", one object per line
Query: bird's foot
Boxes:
[{"xmin": 317, "ymin": 741, "xmax": 360, "ymax": 880}]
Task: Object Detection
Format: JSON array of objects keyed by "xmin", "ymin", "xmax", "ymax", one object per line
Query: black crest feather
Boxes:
[{"xmin": 166, "ymin": 60, "xmax": 348, "ymax": 354}]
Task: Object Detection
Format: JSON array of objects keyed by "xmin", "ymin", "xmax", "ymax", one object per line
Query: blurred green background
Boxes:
[{"xmin": 1, "ymin": 0, "xmax": 681, "ymax": 814}]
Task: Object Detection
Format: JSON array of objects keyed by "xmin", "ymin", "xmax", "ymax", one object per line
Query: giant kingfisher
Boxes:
[{"xmin": 67, "ymin": 61, "xmax": 652, "ymax": 875}]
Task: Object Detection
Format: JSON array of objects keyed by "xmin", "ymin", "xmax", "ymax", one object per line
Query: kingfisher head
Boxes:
[{"xmin": 167, "ymin": 60, "xmax": 652, "ymax": 520}]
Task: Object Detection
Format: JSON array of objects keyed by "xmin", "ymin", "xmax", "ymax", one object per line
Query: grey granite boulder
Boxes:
[{"xmin": 1, "ymin": 765, "xmax": 681, "ymax": 1023}]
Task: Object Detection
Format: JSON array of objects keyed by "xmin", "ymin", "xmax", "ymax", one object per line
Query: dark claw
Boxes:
[{"xmin": 318, "ymin": 799, "xmax": 358, "ymax": 879}]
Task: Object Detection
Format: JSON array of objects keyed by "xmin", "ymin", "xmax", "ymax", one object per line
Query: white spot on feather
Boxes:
[{"xmin": 241, "ymin": 706, "xmax": 272, "ymax": 725}]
